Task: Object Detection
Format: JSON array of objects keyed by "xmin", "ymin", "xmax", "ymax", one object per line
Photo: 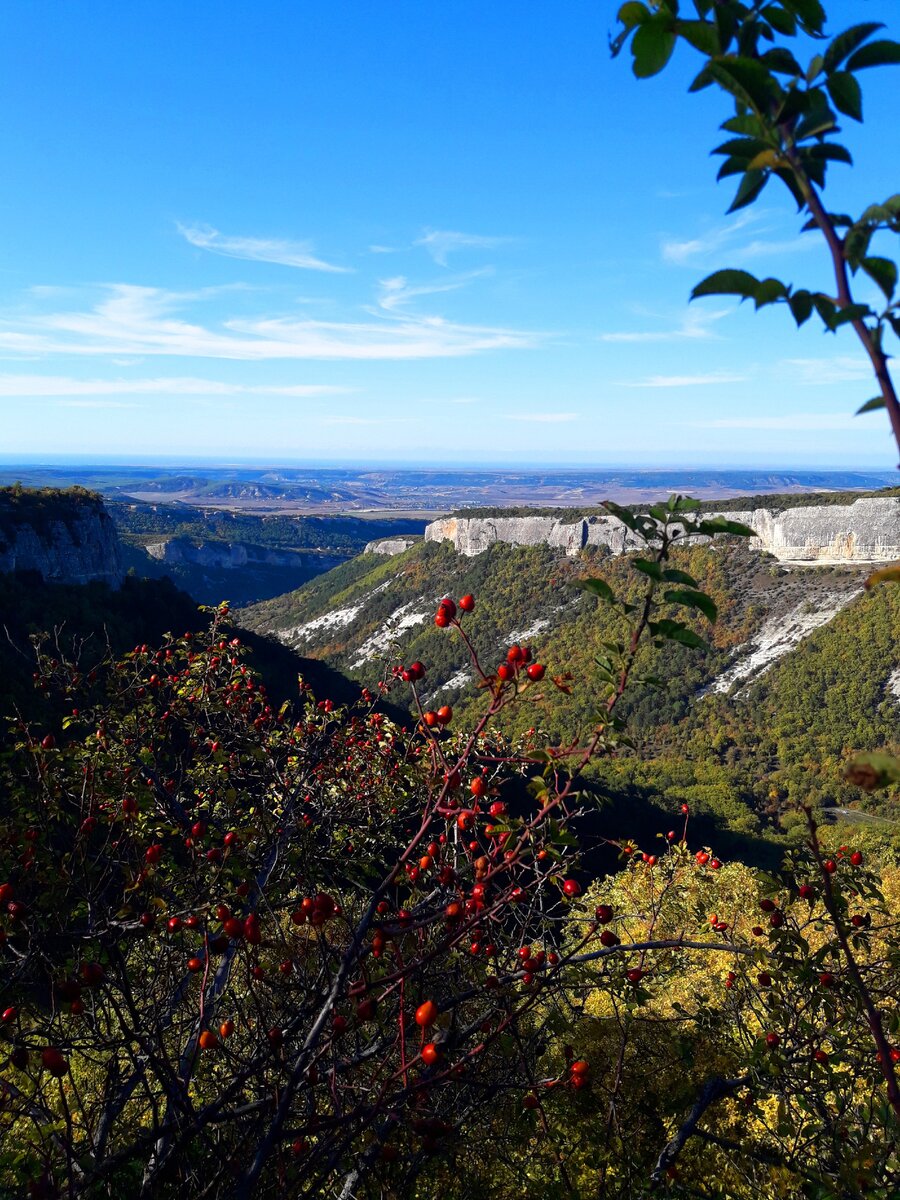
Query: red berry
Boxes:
[
  {"xmin": 765, "ymin": 1032, "xmax": 780, "ymax": 1049},
  {"xmin": 408, "ymin": 661, "xmax": 425, "ymax": 681},
  {"xmin": 421, "ymin": 1042, "xmax": 441, "ymax": 1065},
  {"xmin": 415, "ymin": 1000, "xmax": 438, "ymax": 1028},
  {"xmin": 438, "ymin": 598, "xmax": 457, "ymax": 618},
  {"xmin": 526, "ymin": 663, "xmax": 545, "ymax": 681},
  {"xmin": 562, "ymin": 879, "xmax": 581, "ymax": 898},
  {"xmin": 436, "ymin": 705, "xmax": 453, "ymax": 725},
  {"xmin": 594, "ymin": 905, "xmax": 613, "ymax": 924},
  {"xmin": 850, "ymin": 851, "xmax": 863, "ymax": 866},
  {"xmin": 459, "ymin": 594, "xmax": 475, "ymax": 612},
  {"xmin": 41, "ymin": 1047, "xmax": 68, "ymax": 1077}
]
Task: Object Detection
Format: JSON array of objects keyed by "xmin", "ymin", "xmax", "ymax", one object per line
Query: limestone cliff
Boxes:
[
  {"xmin": 424, "ymin": 497, "xmax": 900, "ymax": 564},
  {"xmin": 0, "ymin": 488, "xmax": 122, "ymax": 586},
  {"xmin": 363, "ymin": 537, "xmax": 419, "ymax": 556},
  {"xmin": 142, "ymin": 537, "xmax": 334, "ymax": 570}
]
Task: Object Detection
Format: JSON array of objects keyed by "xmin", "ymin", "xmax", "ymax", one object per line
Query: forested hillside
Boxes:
[{"xmin": 241, "ymin": 535, "xmax": 899, "ymax": 851}]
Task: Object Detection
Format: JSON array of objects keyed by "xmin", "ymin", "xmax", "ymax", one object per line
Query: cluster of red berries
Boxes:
[
  {"xmin": 497, "ymin": 643, "xmax": 545, "ymax": 683},
  {"xmin": 434, "ymin": 595, "xmax": 474, "ymax": 627}
]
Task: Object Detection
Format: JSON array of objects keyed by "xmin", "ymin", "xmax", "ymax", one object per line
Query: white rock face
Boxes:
[
  {"xmin": 425, "ymin": 498, "xmax": 900, "ymax": 564},
  {"xmin": 715, "ymin": 499, "xmax": 900, "ymax": 563},
  {"xmin": 708, "ymin": 588, "xmax": 861, "ymax": 695},
  {"xmin": 349, "ymin": 601, "xmax": 430, "ymax": 666},
  {"xmin": 0, "ymin": 505, "xmax": 122, "ymax": 586},
  {"xmin": 143, "ymin": 537, "xmax": 324, "ymax": 569},
  {"xmin": 364, "ymin": 537, "xmax": 417, "ymax": 556},
  {"xmin": 424, "ymin": 515, "xmax": 638, "ymax": 557}
]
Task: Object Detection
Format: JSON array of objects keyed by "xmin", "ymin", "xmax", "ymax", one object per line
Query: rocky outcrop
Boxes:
[
  {"xmin": 424, "ymin": 515, "xmax": 638, "ymax": 557},
  {"xmin": 143, "ymin": 538, "xmax": 322, "ymax": 569},
  {"xmin": 425, "ymin": 498, "xmax": 900, "ymax": 564},
  {"xmin": 364, "ymin": 537, "xmax": 418, "ymax": 556},
  {"xmin": 715, "ymin": 499, "xmax": 899, "ymax": 563},
  {"xmin": 0, "ymin": 493, "xmax": 122, "ymax": 586}
]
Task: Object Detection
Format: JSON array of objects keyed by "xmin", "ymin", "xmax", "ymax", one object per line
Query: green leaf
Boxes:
[
  {"xmin": 847, "ymin": 39, "xmax": 900, "ymax": 71},
  {"xmin": 754, "ymin": 277, "xmax": 788, "ymax": 309},
  {"xmin": 762, "ymin": 5, "xmax": 796, "ymax": 37},
  {"xmin": 632, "ymin": 557, "xmax": 663, "ymax": 580},
  {"xmin": 827, "ymin": 71, "xmax": 862, "ymax": 121},
  {"xmin": 856, "ymin": 396, "xmax": 885, "ymax": 414},
  {"xmin": 782, "ymin": 0, "xmax": 825, "ymax": 33},
  {"xmin": 664, "ymin": 588, "xmax": 718, "ymax": 623},
  {"xmin": 844, "ymin": 223, "xmax": 875, "ymax": 270},
  {"xmin": 805, "ymin": 142, "xmax": 852, "ymax": 166},
  {"xmin": 761, "ymin": 47, "xmax": 803, "ymax": 76},
  {"xmin": 617, "ymin": 1, "xmax": 649, "ymax": 29},
  {"xmin": 707, "ymin": 57, "xmax": 779, "ymax": 113},
  {"xmin": 860, "ymin": 256, "xmax": 897, "ymax": 301},
  {"xmin": 831, "ymin": 303, "xmax": 872, "ymax": 329},
  {"xmin": 806, "ymin": 53, "xmax": 825, "ymax": 83},
  {"xmin": 713, "ymin": 136, "xmax": 772, "ymax": 159},
  {"xmin": 677, "ymin": 19, "xmax": 718, "ymax": 55},
  {"xmin": 788, "ymin": 289, "xmax": 814, "ymax": 326},
  {"xmin": 844, "ymin": 752, "xmax": 900, "ymax": 791},
  {"xmin": 691, "ymin": 268, "xmax": 759, "ymax": 301},
  {"xmin": 662, "ymin": 567, "xmax": 699, "ymax": 586},
  {"xmin": 728, "ymin": 169, "xmax": 769, "ymax": 213},
  {"xmin": 823, "ymin": 23, "xmax": 883, "ymax": 74},
  {"xmin": 649, "ymin": 619, "xmax": 708, "ymax": 650},
  {"xmin": 576, "ymin": 577, "xmax": 616, "ymax": 603},
  {"xmin": 697, "ymin": 516, "xmax": 756, "ymax": 537},
  {"xmin": 865, "ymin": 564, "xmax": 900, "ymax": 588},
  {"xmin": 631, "ymin": 18, "xmax": 677, "ymax": 78}
]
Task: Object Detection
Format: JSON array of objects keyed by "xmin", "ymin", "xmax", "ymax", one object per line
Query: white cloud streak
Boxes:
[
  {"xmin": 376, "ymin": 269, "xmax": 491, "ymax": 313},
  {"xmin": 415, "ymin": 229, "xmax": 509, "ymax": 267},
  {"xmin": 785, "ymin": 356, "xmax": 872, "ymax": 385},
  {"xmin": 661, "ymin": 210, "xmax": 813, "ymax": 268},
  {"xmin": 698, "ymin": 413, "xmax": 864, "ymax": 431},
  {"xmin": 0, "ymin": 285, "xmax": 536, "ymax": 361},
  {"xmin": 599, "ymin": 307, "xmax": 730, "ymax": 344},
  {"xmin": 508, "ymin": 412, "xmax": 578, "ymax": 422},
  {"xmin": 622, "ymin": 372, "xmax": 747, "ymax": 388},
  {"xmin": 179, "ymin": 224, "xmax": 351, "ymax": 273},
  {"xmin": 0, "ymin": 374, "xmax": 351, "ymax": 397}
]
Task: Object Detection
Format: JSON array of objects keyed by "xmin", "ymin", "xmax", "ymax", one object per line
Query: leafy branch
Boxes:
[{"xmin": 612, "ymin": 0, "xmax": 900, "ymax": 458}]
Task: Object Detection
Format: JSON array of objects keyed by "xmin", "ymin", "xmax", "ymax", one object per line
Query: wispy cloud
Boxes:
[
  {"xmin": 0, "ymin": 374, "xmax": 351, "ymax": 397},
  {"xmin": 56, "ymin": 399, "xmax": 139, "ymax": 409},
  {"xmin": 376, "ymin": 269, "xmax": 491, "ymax": 312},
  {"xmin": 661, "ymin": 210, "xmax": 813, "ymax": 268},
  {"xmin": 785, "ymin": 356, "xmax": 872, "ymax": 385},
  {"xmin": 0, "ymin": 284, "xmax": 536, "ymax": 361},
  {"xmin": 321, "ymin": 415, "xmax": 411, "ymax": 426},
  {"xmin": 599, "ymin": 306, "xmax": 730, "ymax": 344},
  {"xmin": 178, "ymin": 224, "xmax": 351, "ymax": 273},
  {"xmin": 415, "ymin": 229, "xmax": 509, "ymax": 267},
  {"xmin": 622, "ymin": 371, "xmax": 747, "ymax": 388},
  {"xmin": 509, "ymin": 411, "xmax": 578, "ymax": 422},
  {"xmin": 698, "ymin": 412, "xmax": 862, "ymax": 431}
]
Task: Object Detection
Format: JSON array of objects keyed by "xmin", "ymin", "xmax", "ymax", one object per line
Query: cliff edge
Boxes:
[
  {"xmin": 0, "ymin": 486, "xmax": 123, "ymax": 586},
  {"xmin": 424, "ymin": 496, "xmax": 900, "ymax": 564}
]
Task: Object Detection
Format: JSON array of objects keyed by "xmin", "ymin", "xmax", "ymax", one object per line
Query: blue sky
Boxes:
[{"xmin": 0, "ymin": 0, "xmax": 898, "ymax": 467}]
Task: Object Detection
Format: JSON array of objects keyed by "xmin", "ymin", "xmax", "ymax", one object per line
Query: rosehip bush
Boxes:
[{"xmin": 1, "ymin": 501, "xmax": 898, "ymax": 1198}]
